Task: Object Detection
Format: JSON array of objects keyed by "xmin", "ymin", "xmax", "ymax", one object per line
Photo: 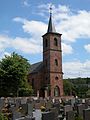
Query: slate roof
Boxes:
[
  {"xmin": 29, "ymin": 61, "xmax": 43, "ymax": 73},
  {"xmin": 47, "ymin": 12, "xmax": 56, "ymax": 33}
]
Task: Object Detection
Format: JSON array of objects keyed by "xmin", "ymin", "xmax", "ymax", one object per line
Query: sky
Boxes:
[{"xmin": 0, "ymin": 0, "xmax": 90, "ymax": 78}]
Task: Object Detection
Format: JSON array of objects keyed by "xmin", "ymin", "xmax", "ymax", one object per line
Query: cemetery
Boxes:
[
  {"xmin": 0, "ymin": 2, "xmax": 90, "ymax": 120},
  {"xmin": 0, "ymin": 96, "xmax": 90, "ymax": 120}
]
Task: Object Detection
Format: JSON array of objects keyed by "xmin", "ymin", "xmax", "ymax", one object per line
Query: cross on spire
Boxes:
[{"xmin": 50, "ymin": 5, "xmax": 52, "ymax": 15}]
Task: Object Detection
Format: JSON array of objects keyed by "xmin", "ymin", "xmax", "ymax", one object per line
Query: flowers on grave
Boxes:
[{"xmin": 40, "ymin": 106, "xmax": 46, "ymax": 112}]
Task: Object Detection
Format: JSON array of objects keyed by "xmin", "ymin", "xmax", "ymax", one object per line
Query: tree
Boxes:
[
  {"xmin": 0, "ymin": 52, "xmax": 32, "ymax": 97},
  {"xmin": 0, "ymin": 113, "xmax": 8, "ymax": 120},
  {"xmin": 63, "ymin": 79, "xmax": 75, "ymax": 96},
  {"xmin": 86, "ymin": 89, "xmax": 90, "ymax": 97}
]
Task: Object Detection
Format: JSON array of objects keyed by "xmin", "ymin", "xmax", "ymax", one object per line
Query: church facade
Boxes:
[{"xmin": 28, "ymin": 12, "xmax": 63, "ymax": 98}]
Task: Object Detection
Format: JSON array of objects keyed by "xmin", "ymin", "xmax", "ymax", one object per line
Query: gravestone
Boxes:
[
  {"xmin": 66, "ymin": 111, "xmax": 75, "ymax": 120},
  {"xmin": 83, "ymin": 108, "xmax": 90, "ymax": 120},
  {"xmin": 16, "ymin": 98, "xmax": 21, "ymax": 108},
  {"xmin": 77, "ymin": 104, "xmax": 86, "ymax": 118},
  {"xmin": 34, "ymin": 102, "xmax": 41, "ymax": 109},
  {"xmin": 85, "ymin": 98, "xmax": 90, "ymax": 107},
  {"xmin": 50, "ymin": 107, "xmax": 58, "ymax": 120},
  {"xmin": 40, "ymin": 100, "xmax": 46, "ymax": 107},
  {"xmin": 42, "ymin": 111, "xmax": 55, "ymax": 120},
  {"xmin": 70, "ymin": 98, "xmax": 75, "ymax": 107},
  {"xmin": 21, "ymin": 98, "xmax": 27, "ymax": 105},
  {"xmin": 33, "ymin": 109, "xmax": 41, "ymax": 120},
  {"xmin": 0, "ymin": 98, "xmax": 4, "ymax": 110},
  {"xmin": 45, "ymin": 101, "xmax": 52, "ymax": 110},
  {"xmin": 64, "ymin": 105, "xmax": 73, "ymax": 116},
  {"xmin": 21, "ymin": 104, "xmax": 28, "ymax": 115},
  {"xmin": 13, "ymin": 108, "xmax": 24, "ymax": 120},
  {"xmin": 28, "ymin": 103, "xmax": 33, "ymax": 117}
]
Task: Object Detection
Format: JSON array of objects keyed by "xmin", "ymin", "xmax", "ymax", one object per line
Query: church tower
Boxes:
[{"xmin": 42, "ymin": 8, "xmax": 63, "ymax": 97}]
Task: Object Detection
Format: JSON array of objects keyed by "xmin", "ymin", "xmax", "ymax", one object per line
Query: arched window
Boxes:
[
  {"xmin": 45, "ymin": 39, "xmax": 48, "ymax": 47},
  {"xmin": 32, "ymin": 79, "xmax": 34, "ymax": 89},
  {"xmin": 54, "ymin": 86, "xmax": 60, "ymax": 97},
  {"xmin": 55, "ymin": 76, "xmax": 58, "ymax": 80},
  {"xmin": 55, "ymin": 59, "xmax": 58, "ymax": 66},
  {"xmin": 54, "ymin": 38, "xmax": 58, "ymax": 46}
]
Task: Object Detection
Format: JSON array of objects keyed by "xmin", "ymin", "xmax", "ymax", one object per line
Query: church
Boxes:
[{"xmin": 28, "ymin": 9, "xmax": 64, "ymax": 98}]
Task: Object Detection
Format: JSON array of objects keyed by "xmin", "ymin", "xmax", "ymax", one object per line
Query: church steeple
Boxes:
[{"xmin": 47, "ymin": 6, "xmax": 56, "ymax": 33}]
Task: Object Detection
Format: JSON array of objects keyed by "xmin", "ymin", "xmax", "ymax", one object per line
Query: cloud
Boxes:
[
  {"xmin": 22, "ymin": 0, "xmax": 30, "ymax": 7},
  {"xmin": 12, "ymin": 37, "xmax": 42, "ymax": 54},
  {"xmin": 0, "ymin": 34, "xmax": 42, "ymax": 55},
  {"xmin": 0, "ymin": 35, "xmax": 11, "ymax": 52},
  {"xmin": 63, "ymin": 60, "xmax": 90, "ymax": 78},
  {"xmin": 0, "ymin": 52, "xmax": 11, "ymax": 60},
  {"xmin": 62, "ymin": 43, "xmax": 73, "ymax": 55},
  {"xmin": 57, "ymin": 10, "xmax": 90, "ymax": 42},
  {"xmin": 84, "ymin": 44, "xmax": 90, "ymax": 53},
  {"xmin": 22, "ymin": 20, "xmax": 47, "ymax": 38},
  {"xmin": 13, "ymin": 17, "xmax": 73, "ymax": 55},
  {"xmin": 38, "ymin": 4, "xmax": 90, "ymax": 42}
]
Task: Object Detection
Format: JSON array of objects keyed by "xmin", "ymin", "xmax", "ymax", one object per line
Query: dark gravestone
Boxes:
[
  {"xmin": 13, "ymin": 110, "xmax": 24, "ymax": 120},
  {"xmin": 66, "ymin": 111, "xmax": 75, "ymax": 120},
  {"xmin": 45, "ymin": 101, "xmax": 52, "ymax": 110},
  {"xmin": 20, "ymin": 104, "xmax": 28, "ymax": 116},
  {"xmin": 0, "ymin": 98, "xmax": 4, "ymax": 110},
  {"xmin": 53, "ymin": 102, "xmax": 60, "ymax": 114},
  {"xmin": 42, "ymin": 111, "xmax": 55, "ymax": 120},
  {"xmin": 83, "ymin": 108, "xmax": 90, "ymax": 120},
  {"xmin": 85, "ymin": 99, "xmax": 90, "ymax": 107},
  {"xmin": 77, "ymin": 104, "xmax": 86, "ymax": 118},
  {"xmin": 64, "ymin": 105, "xmax": 73, "ymax": 116},
  {"xmin": 16, "ymin": 98, "xmax": 21, "ymax": 107},
  {"xmin": 50, "ymin": 107, "xmax": 58, "ymax": 120}
]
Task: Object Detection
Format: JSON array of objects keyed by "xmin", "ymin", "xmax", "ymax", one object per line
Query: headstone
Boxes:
[
  {"xmin": 45, "ymin": 90, "xmax": 48, "ymax": 98},
  {"xmin": 53, "ymin": 102, "xmax": 60, "ymax": 114},
  {"xmin": 77, "ymin": 104, "xmax": 86, "ymax": 118},
  {"xmin": 21, "ymin": 98, "xmax": 27, "ymax": 105},
  {"xmin": 85, "ymin": 98, "xmax": 90, "ymax": 107},
  {"xmin": 40, "ymin": 100, "xmax": 46, "ymax": 107},
  {"xmin": 66, "ymin": 111, "xmax": 75, "ymax": 120},
  {"xmin": 37, "ymin": 90, "xmax": 39, "ymax": 98},
  {"xmin": 20, "ymin": 104, "xmax": 28, "ymax": 115},
  {"xmin": 70, "ymin": 98, "xmax": 75, "ymax": 107},
  {"xmin": 83, "ymin": 108, "xmax": 90, "ymax": 120},
  {"xmin": 64, "ymin": 105, "xmax": 73, "ymax": 116},
  {"xmin": 34, "ymin": 102, "xmax": 41, "ymax": 109},
  {"xmin": 13, "ymin": 110, "xmax": 23, "ymax": 120},
  {"xmin": 45, "ymin": 101, "xmax": 52, "ymax": 110},
  {"xmin": 33, "ymin": 109, "xmax": 41, "ymax": 120},
  {"xmin": 0, "ymin": 98, "xmax": 4, "ymax": 110},
  {"xmin": 50, "ymin": 107, "xmax": 58, "ymax": 120},
  {"xmin": 16, "ymin": 98, "xmax": 21, "ymax": 107},
  {"xmin": 42, "ymin": 111, "xmax": 55, "ymax": 120},
  {"xmin": 28, "ymin": 103, "xmax": 33, "ymax": 117}
]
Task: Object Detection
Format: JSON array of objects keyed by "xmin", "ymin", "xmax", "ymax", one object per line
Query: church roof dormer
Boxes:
[{"xmin": 47, "ymin": 6, "xmax": 56, "ymax": 33}]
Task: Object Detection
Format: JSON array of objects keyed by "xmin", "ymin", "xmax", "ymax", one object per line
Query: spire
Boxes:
[{"xmin": 47, "ymin": 6, "xmax": 56, "ymax": 33}]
